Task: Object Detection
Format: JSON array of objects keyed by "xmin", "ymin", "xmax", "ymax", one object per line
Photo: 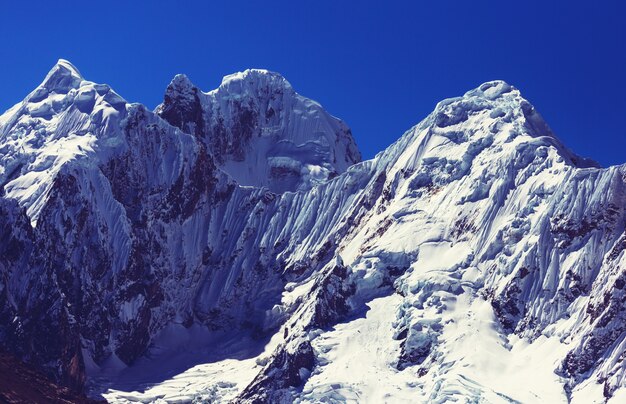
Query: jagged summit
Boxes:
[
  {"xmin": 0, "ymin": 59, "xmax": 128, "ymax": 223},
  {"xmin": 157, "ymin": 68, "xmax": 361, "ymax": 193},
  {"xmin": 165, "ymin": 73, "xmax": 196, "ymax": 95},
  {"xmin": 386, "ymin": 78, "xmax": 600, "ymax": 173},
  {"xmin": 37, "ymin": 59, "xmax": 83, "ymax": 94},
  {"xmin": 161, "ymin": 69, "xmax": 294, "ymax": 106}
]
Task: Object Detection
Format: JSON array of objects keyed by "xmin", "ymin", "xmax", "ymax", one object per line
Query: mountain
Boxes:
[
  {"xmin": 1, "ymin": 61, "xmax": 626, "ymax": 403},
  {"xmin": 155, "ymin": 69, "xmax": 361, "ymax": 193}
]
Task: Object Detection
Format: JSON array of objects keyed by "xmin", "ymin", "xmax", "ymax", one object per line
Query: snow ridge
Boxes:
[{"xmin": 1, "ymin": 62, "xmax": 625, "ymax": 404}]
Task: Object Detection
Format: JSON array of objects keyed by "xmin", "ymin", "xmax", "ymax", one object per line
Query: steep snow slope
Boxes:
[
  {"xmin": 105, "ymin": 80, "xmax": 626, "ymax": 403},
  {"xmin": 0, "ymin": 60, "xmax": 127, "ymax": 224},
  {"xmin": 155, "ymin": 69, "xmax": 361, "ymax": 193},
  {"xmin": 0, "ymin": 60, "xmax": 217, "ymax": 388},
  {"xmin": 0, "ymin": 60, "xmax": 361, "ymax": 393},
  {"xmin": 230, "ymin": 80, "xmax": 626, "ymax": 403},
  {"xmin": 2, "ymin": 62, "xmax": 626, "ymax": 403}
]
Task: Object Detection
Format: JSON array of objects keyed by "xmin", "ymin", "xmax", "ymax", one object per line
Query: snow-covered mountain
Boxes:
[
  {"xmin": 1, "ymin": 61, "xmax": 626, "ymax": 403},
  {"xmin": 155, "ymin": 69, "xmax": 361, "ymax": 193}
]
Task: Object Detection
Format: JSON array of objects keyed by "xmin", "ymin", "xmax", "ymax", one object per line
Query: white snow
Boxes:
[
  {"xmin": 300, "ymin": 294, "xmax": 421, "ymax": 403},
  {"xmin": 85, "ymin": 77, "xmax": 626, "ymax": 402},
  {"xmin": 3, "ymin": 62, "xmax": 626, "ymax": 403},
  {"xmin": 298, "ymin": 293, "xmax": 571, "ymax": 403},
  {"xmin": 156, "ymin": 67, "xmax": 361, "ymax": 193}
]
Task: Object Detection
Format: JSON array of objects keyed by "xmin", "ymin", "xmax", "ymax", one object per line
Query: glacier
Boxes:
[{"xmin": 1, "ymin": 61, "xmax": 626, "ymax": 403}]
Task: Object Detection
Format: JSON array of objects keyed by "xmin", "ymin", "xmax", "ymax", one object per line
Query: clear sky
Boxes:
[{"xmin": 1, "ymin": 1, "xmax": 624, "ymax": 166}]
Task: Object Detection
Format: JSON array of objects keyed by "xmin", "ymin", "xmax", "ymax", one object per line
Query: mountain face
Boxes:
[
  {"xmin": 155, "ymin": 69, "xmax": 361, "ymax": 193},
  {"xmin": 1, "ymin": 61, "xmax": 626, "ymax": 403}
]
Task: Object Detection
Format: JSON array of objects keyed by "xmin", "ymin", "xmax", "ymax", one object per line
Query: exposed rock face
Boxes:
[
  {"xmin": 0, "ymin": 350, "xmax": 102, "ymax": 403},
  {"xmin": 156, "ymin": 69, "xmax": 361, "ymax": 193},
  {"xmin": 2, "ymin": 62, "xmax": 626, "ymax": 403}
]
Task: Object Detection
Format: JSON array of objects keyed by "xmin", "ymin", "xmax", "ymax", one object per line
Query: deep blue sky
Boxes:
[{"xmin": 1, "ymin": 1, "xmax": 624, "ymax": 165}]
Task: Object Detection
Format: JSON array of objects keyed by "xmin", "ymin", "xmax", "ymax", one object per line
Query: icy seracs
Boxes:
[{"xmin": 1, "ymin": 62, "xmax": 626, "ymax": 403}]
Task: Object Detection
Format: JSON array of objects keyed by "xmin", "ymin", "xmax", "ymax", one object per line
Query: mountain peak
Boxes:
[
  {"xmin": 157, "ymin": 68, "xmax": 360, "ymax": 193},
  {"xmin": 472, "ymin": 80, "xmax": 515, "ymax": 99},
  {"xmin": 38, "ymin": 59, "xmax": 83, "ymax": 93},
  {"xmin": 162, "ymin": 73, "xmax": 198, "ymax": 103},
  {"xmin": 219, "ymin": 68, "xmax": 292, "ymax": 91},
  {"xmin": 170, "ymin": 73, "xmax": 195, "ymax": 87}
]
